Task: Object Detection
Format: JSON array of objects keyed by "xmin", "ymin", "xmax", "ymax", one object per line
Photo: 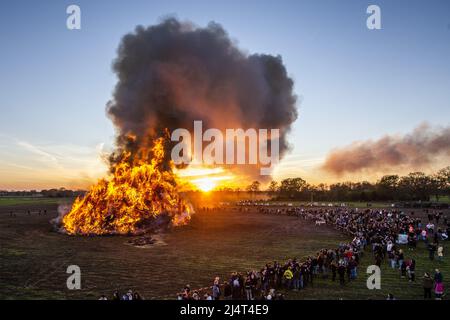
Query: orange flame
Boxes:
[{"xmin": 62, "ymin": 137, "xmax": 192, "ymax": 235}]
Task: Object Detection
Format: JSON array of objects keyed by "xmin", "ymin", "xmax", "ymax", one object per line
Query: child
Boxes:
[{"xmin": 435, "ymin": 282, "xmax": 444, "ymax": 300}]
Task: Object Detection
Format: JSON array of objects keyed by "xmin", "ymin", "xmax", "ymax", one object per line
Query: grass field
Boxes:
[
  {"xmin": 0, "ymin": 201, "xmax": 448, "ymax": 300},
  {"xmin": 0, "ymin": 197, "xmax": 73, "ymax": 207},
  {"xmin": 286, "ymin": 238, "xmax": 449, "ymax": 300},
  {"xmin": 0, "ymin": 203, "xmax": 348, "ymax": 299},
  {"xmin": 431, "ymin": 195, "xmax": 450, "ymax": 203}
]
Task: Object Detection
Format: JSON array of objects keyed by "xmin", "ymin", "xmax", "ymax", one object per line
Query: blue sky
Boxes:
[{"xmin": 0, "ymin": 0, "xmax": 449, "ymax": 189}]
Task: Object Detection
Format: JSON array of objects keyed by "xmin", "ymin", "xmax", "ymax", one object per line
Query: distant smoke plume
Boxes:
[
  {"xmin": 322, "ymin": 124, "xmax": 450, "ymax": 175},
  {"xmin": 106, "ymin": 18, "xmax": 297, "ymax": 178}
]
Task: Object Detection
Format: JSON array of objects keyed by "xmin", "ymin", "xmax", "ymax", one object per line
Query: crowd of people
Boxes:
[
  {"xmin": 98, "ymin": 289, "xmax": 144, "ymax": 300},
  {"xmin": 7, "ymin": 209, "xmax": 48, "ymax": 217},
  {"xmin": 178, "ymin": 204, "xmax": 448, "ymax": 300}
]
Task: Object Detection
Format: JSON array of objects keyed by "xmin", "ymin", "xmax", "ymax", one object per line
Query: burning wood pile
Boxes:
[
  {"xmin": 60, "ymin": 17, "xmax": 298, "ymax": 236},
  {"xmin": 61, "ymin": 137, "xmax": 192, "ymax": 235}
]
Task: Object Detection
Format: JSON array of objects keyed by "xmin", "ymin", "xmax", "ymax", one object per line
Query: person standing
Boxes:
[
  {"xmin": 293, "ymin": 266, "xmax": 300, "ymax": 290},
  {"xmin": 435, "ymin": 282, "xmax": 444, "ymax": 300},
  {"xmin": 244, "ymin": 276, "xmax": 253, "ymax": 300},
  {"xmin": 434, "ymin": 269, "xmax": 443, "ymax": 284},
  {"xmin": 423, "ymin": 272, "xmax": 433, "ymax": 299},
  {"xmin": 331, "ymin": 260, "xmax": 337, "ymax": 282},
  {"xmin": 428, "ymin": 242, "xmax": 437, "ymax": 260},
  {"xmin": 212, "ymin": 277, "xmax": 221, "ymax": 300},
  {"xmin": 421, "ymin": 229, "xmax": 427, "ymax": 242},
  {"xmin": 232, "ymin": 274, "xmax": 240, "ymax": 299},
  {"xmin": 437, "ymin": 245, "xmax": 444, "ymax": 262},
  {"xmin": 397, "ymin": 249, "xmax": 404, "ymax": 269},
  {"xmin": 338, "ymin": 263, "xmax": 346, "ymax": 286},
  {"xmin": 133, "ymin": 291, "xmax": 143, "ymax": 300},
  {"xmin": 112, "ymin": 290, "xmax": 120, "ymax": 301},
  {"xmin": 400, "ymin": 260, "xmax": 407, "ymax": 279},
  {"xmin": 223, "ymin": 281, "xmax": 232, "ymax": 300},
  {"xmin": 408, "ymin": 259, "xmax": 416, "ymax": 282},
  {"xmin": 283, "ymin": 267, "xmax": 293, "ymax": 290}
]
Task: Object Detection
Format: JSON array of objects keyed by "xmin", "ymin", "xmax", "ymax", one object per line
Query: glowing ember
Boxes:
[{"xmin": 62, "ymin": 137, "xmax": 192, "ymax": 235}]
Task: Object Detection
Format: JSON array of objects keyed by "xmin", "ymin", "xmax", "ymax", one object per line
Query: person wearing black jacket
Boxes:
[
  {"xmin": 338, "ymin": 263, "xmax": 346, "ymax": 286},
  {"xmin": 223, "ymin": 281, "xmax": 232, "ymax": 300},
  {"xmin": 331, "ymin": 260, "xmax": 337, "ymax": 282},
  {"xmin": 423, "ymin": 272, "xmax": 433, "ymax": 299},
  {"xmin": 428, "ymin": 242, "xmax": 437, "ymax": 260},
  {"xmin": 408, "ymin": 259, "xmax": 416, "ymax": 282}
]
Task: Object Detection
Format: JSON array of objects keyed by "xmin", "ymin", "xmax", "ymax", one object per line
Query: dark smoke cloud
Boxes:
[
  {"xmin": 106, "ymin": 18, "xmax": 297, "ymax": 178},
  {"xmin": 322, "ymin": 124, "xmax": 450, "ymax": 175}
]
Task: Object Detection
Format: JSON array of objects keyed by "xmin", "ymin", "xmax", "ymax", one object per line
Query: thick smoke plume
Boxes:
[
  {"xmin": 106, "ymin": 18, "xmax": 297, "ymax": 178},
  {"xmin": 322, "ymin": 124, "xmax": 450, "ymax": 175}
]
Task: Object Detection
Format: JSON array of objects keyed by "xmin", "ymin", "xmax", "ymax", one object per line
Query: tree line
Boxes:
[
  {"xmin": 0, "ymin": 188, "xmax": 85, "ymax": 198},
  {"xmin": 245, "ymin": 167, "xmax": 450, "ymax": 202}
]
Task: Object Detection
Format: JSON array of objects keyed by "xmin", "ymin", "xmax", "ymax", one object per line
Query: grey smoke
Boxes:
[
  {"xmin": 322, "ymin": 123, "xmax": 450, "ymax": 175},
  {"xmin": 106, "ymin": 18, "xmax": 297, "ymax": 178}
]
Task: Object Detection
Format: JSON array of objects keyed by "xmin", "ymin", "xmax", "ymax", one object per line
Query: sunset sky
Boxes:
[{"xmin": 1, "ymin": 0, "xmax": 449, "ymax": 190}]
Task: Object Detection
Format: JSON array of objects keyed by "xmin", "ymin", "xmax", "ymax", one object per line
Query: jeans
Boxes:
[
  {"xmin": 245, "ymin": 288, "xmax": 253, "ymax": 300},
  {"xmin": 351, "ymin": 268, "xmax": 357, "ymax": 279},
  {"xmin": 390, "ymin": 259, "xmax": 396, "ymax": 269}
]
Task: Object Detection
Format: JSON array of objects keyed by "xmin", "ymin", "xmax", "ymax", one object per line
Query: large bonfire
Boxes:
[{"xmin": 62, "ymin": 137, "xmax": 192, "ymax": 235}]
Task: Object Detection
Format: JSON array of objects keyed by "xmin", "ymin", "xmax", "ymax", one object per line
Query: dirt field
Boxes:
[{"xmin": 0, "ymin": 202, "xmax": 348, "ymax": 299}]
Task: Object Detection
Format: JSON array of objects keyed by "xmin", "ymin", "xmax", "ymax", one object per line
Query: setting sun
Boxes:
[
  {"xmin": 175, "ymin": 166, "xmax": 235, "ymax": 191},
  {"xmin": 194, "ymin": 179, "xmax": 216, "ymax": 192}
]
